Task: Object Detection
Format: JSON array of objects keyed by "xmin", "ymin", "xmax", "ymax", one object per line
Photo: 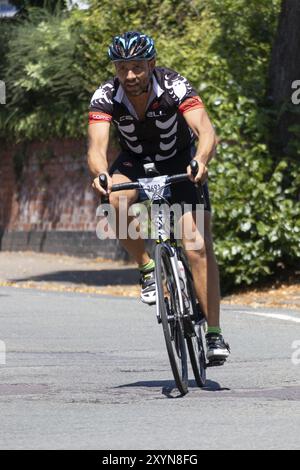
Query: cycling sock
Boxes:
[
  {"xmin": 139, "ymin": 259, "xmax": 155, "ymax": 273},
  {"xmin": 207, "ymin": 327, "xmax": 222, "ymax": 336}
]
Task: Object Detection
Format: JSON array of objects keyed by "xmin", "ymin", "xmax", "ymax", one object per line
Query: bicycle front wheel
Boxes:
[{"xmin": 155, "ymin": 244, "xmax": 188, "ymax": 395}]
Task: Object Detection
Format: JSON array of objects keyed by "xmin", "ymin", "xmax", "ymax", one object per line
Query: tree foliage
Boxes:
[
  {"xmin": 1, "ymin": 9, "xmax": 86, "ymax": 139},
  {"xmin": 269, "ymin": 0, "xmax": 300, "ymax": 160},
  {"xmin": 10, "ymin": 0, "xmax": 67, "ymax": 14},
  {"xmin": 1, "ymin": 0, "xmax": 299, "ymax": 289}
]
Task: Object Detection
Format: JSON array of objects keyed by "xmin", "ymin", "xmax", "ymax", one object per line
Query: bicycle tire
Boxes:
[
  {"xmin": 180, "ymin": 251, "xmax": 207, "ymax": 388},
  {"xmin": 155, "ymin": 243, "xmax": 188, "ymax": 395}
]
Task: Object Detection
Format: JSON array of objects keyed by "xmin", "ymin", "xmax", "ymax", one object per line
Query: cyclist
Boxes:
[{"xmin": 87, "ymin": 31, "xmax": 230, "ymax": 364}]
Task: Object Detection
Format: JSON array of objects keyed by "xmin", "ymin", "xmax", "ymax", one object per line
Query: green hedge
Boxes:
[{"xmin": 1, "ymin": 0, "xmax": 299, "ymax": 289}]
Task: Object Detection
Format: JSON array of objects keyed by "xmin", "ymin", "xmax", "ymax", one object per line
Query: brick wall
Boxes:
[
  {"xmin": 0, "ymin": 142, "xmax": 15, "ymax": 232},
  {"xmin": 0, "ymin": 139, "xmax": 136, "ymax": 258}
]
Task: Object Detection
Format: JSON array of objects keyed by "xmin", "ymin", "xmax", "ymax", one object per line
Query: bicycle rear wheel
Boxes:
[
  {"xmin": 155, "ymin": 244, "xmax": 188, "ymax": 395},
  {"xmin": 186, "ymin": 320, "xmax": 207, "ymax": 387},
  {"xmin": 180, "ymin": 252, "xmax": 207, "ymax": 387}
]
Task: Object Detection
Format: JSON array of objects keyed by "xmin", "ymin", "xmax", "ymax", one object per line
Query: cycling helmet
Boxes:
[{"xmin": 108, "ymin": 31, "xmax": 156, "ymax": 62}]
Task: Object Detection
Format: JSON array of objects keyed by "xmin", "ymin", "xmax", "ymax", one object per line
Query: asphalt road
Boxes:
[{"xmin": 0, "ymin": 286, "xmax": 299, "ymax": 450}]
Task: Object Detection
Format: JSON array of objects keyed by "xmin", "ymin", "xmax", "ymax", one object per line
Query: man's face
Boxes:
[{"xmin": 114, "ymin": 59, "xmax": 154, "ymax": 96}]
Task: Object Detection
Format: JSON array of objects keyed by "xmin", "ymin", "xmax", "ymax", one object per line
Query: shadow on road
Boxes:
[
  {"xmin": 9, "ymin": 268, "xmax": 139, "ymax": 286},
  {"xmin": 114, "ymin": 379, "xmax": 230, "ymax": 399}
]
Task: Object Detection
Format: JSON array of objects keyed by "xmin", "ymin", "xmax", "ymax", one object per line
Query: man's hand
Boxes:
[
  {"xmin": 187, "ymin": 161, "xmax": 208, "ymax": 184},
  {"xmin": 92, "ymin": 171, "xmax": 113, "ymax": 199}
]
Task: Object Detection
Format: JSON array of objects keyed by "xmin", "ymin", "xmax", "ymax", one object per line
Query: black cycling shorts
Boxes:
[{"xmin": 109, "ymin": 147, "xmax": 211, "ymax": 212}]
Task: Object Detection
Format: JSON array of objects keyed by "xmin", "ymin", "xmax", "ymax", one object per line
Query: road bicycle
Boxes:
[{"xmin": 99, "ymin": 160, "xmax": 208, "ymax": 395}]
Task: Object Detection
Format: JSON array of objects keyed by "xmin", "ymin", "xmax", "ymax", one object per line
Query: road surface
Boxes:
[{"xmin": 0, "ymin": 286, "xmax": 299, "ymax": 450}]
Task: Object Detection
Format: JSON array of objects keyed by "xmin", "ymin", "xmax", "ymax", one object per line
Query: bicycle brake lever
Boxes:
[
  {"xmin": 190, "ymin": 159, "xmax": 199, "ymax": 178},
  {"xmin": 190, "ymin": 159, "xmax": 204, "ymax": 205},
  {"xmin": 99, "ymin": 174, "xmax": 109, "ymax": 204}
]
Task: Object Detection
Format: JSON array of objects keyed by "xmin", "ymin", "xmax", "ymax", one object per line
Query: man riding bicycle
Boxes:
[{"xmin": 87, "ymin": 31, "xmax": 230, "ymax": 364}]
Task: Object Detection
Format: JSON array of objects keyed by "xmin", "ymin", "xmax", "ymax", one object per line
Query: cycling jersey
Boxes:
[{"xmin": 89, "ymin": 67, "xmax": 205, "ymax": 162}]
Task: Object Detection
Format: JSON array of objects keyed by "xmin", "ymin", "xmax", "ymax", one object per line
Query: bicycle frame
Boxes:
[
  {"xmin": 99, "ymin": 166, "xmax": 202, "ymax": 323},
  {"xmin": 146, "ymin": 189, "xmax": 180, "ymax": 321},
  {"xmin": 99, "ymin": 162, "xmax": 208, "ymax": 392}
]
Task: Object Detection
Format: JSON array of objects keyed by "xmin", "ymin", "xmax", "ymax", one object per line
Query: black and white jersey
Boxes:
[{"xmin": 89, "ymin": 67, "xmax": 205, "ymax": 162}]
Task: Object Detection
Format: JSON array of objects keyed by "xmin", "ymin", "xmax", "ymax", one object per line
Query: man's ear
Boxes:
[{"xmin": 149, "ymin": 58, "xmax": 156, "ymax": 72}]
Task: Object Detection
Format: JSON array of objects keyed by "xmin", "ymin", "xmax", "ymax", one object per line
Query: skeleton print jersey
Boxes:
[{"xmin": 89, "ymin": 67, "xmax": 205, "ymax": 162}]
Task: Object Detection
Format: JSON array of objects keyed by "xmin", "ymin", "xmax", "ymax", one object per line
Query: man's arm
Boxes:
[
  {"xmin": 87, "ymin": 122, "xmax": 112, "ymax": 195},
  {"xmin": 183, "ymin": 108, "xmax": 218, "ymax": 183}
]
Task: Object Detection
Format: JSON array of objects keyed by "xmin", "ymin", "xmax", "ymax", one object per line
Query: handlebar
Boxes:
[{"xmin": 99, "ymin": 159, "xmax": 202, "ymax": 203}]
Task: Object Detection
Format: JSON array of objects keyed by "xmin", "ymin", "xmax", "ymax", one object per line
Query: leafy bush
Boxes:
[{"xmin": 1, "ymin": 9, "xmax": 87, "ymax": 140}]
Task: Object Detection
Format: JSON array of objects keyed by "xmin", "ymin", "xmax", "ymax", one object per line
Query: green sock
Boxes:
[
  {"xmin": 139, "ymin": 259, "xmax": 155, "ymax": 272},
  {"xmin": 207, "ymin": 327, "xmax": 222, "ymax": 335}
]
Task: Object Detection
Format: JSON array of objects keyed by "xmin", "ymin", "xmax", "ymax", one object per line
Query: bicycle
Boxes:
[{"xmin": 99, "ymin": 159, "xmax": 208, "ymax": 395}]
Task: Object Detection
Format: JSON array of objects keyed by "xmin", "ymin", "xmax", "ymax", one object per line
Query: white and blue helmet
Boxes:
[{"xmin": 108, "ymin": 31, "xmax": 156, "ymax": 61}]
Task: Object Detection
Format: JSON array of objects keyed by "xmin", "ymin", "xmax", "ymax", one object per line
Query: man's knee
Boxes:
[
  {"xmin": 109, "ymin": 192, "xmax": 136, "ymax": 211},
  {"xmin": 184, "ymin": 235, "xmax": 214, "ymax": 261}
]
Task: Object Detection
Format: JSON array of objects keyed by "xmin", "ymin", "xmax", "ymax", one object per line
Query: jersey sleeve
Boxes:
[
  {"xmin": 89, "ymin": 81, "xmax": 114, "ymax": 125},
  {"xmin": 178, "ymin": 95, "xmax": 205, "ymax": 114},
  {"xmin": 164, "ymin": 69, "xmax": 205, "ymax": 114}
]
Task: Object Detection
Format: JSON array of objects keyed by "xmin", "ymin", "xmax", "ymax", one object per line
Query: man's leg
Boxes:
[
  {"xmin": 109, "ymin": 173, "xmax": 150, "ymax": 266},
  {"xmin": 180, "ymin": 208, "xmax": 230, "ymax": 363},
  {"xmin": 180, "ymin": 210, "xmax": 220, "ymax": 327},
  {"xmin": 108, "ymin": 173, "xmax": 156, "ymax": 305}
]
